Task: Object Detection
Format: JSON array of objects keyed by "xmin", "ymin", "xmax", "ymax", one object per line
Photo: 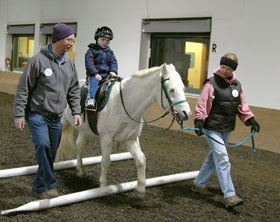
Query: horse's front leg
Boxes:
[
  {"xmin": 76, "ymin": 133, "xmax": 86, "ymax": 176},
  {"xmin": 125, "ymin": 137, "xmax": 146, "ymax": 199},
  {"xmin": 99, "ymin": 136, "xmax": 113, "ymax": 187}
]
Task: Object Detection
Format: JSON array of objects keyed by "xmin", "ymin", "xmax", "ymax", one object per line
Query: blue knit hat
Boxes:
[{"xmin": 52, "ymin": 23, "xmax": 75, "ymax": 43}]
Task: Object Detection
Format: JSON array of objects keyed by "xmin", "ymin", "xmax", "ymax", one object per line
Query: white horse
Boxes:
[{"xmin": 57, "ymin": 63, "xmax": 192, "ymax": 198}]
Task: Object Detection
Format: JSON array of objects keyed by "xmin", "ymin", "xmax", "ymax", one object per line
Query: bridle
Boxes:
[
  {"xmin": 160, "ymin": 77, "xmax": 188, "ymax": 121},
  {"xmin": 119, "ymin": 76, "xmax": 188, "ymax": 128}
]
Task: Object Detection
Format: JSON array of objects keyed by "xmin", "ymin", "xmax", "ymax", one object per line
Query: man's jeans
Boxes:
[
  {"xmin": 194, "ymin": 129, "xmax": 236, "ymax": 198},
  {"xmin": 27, "ymin": 109, "xmax": 62, "ymax": 193}
]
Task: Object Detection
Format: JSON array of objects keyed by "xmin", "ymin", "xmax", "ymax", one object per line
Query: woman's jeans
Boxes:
[
  {"xmin": 194, "ymin": 129, "xmax": 236, "ymax": 198},
  {"xmin": 27, "ymin": 109, "xmax": 62, "ymax": 193},
  {"xmin": 89, "ymin": 73, "xmax": 108, "ymax": 98}
]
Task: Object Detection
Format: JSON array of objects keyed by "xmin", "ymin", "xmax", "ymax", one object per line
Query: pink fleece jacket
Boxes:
[{"xmin": 195, "ymin": 67, "xmax": 254, "ymax": 125}]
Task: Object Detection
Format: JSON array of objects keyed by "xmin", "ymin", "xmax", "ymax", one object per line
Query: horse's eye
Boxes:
[{"xmin": 170, "ymin": 88, "xmax": 175, "ymax": 93}]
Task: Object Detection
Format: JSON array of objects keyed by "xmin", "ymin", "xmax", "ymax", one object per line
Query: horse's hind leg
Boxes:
[
  {"xmin": 76, "ymin": 132, "xmax": 87, "ymax": 176},
  {"xmin": 125, "ymin": 137, "xmax": 146, "ymax": 199},
  {"xmin": 99, "ymin": 136, "xmax": 113, "ymax": 187}
]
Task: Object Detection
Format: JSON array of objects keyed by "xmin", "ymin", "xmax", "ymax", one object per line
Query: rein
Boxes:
[
  {"xmin": 119, "ymin": 80, "xmax": 169, "ymax": 124},
  {"xmin": 144, "ymin": 115, "xmax": 177, "ymax": 133},
  {"xmin": 180, "ymin": 123, "xmax": 257, "ymax": 152}
]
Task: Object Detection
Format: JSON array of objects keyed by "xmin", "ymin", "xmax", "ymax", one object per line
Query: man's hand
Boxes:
[
  {"xmin": 74, "ymin": 114, "xmax": 82, "ymax": 128},
  {"xmin": 15, "ymin": 117, "xmax": 25, "ymax": 130}
]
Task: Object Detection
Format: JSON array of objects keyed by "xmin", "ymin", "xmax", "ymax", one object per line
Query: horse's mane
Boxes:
[
  {"xmin": 131, "ymin": 66, "xmax": 161, "ymax": 77},
  {"xmin": 130, "ymin": 64, "xmax": 184, "ymax": 90}
]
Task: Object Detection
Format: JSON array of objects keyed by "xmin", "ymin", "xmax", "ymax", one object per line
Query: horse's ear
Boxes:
[{"xmin": 162, "ymin": 63, "xmax": 168, "ymax": 77}]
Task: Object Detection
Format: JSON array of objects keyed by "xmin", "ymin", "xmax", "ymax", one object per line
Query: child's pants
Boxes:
[{"xmin": 89, "ymin": 73, "xmax": 108, "ymax": 98}]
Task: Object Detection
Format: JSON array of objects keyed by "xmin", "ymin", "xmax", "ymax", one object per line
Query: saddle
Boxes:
[{"xmin": 80, "ymin": 76, "xmax": 122, "ymax": 135}]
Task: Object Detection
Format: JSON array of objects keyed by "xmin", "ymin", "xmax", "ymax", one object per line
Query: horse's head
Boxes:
[{"xmin": 160, "ymin": 63, "xmax": 192, "ymax": 121}]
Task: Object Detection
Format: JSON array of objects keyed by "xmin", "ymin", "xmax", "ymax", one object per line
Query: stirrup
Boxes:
[
  {"xmin": 85, "ymin": 106, "xmax": 97, "ymax": 112},
  {"xmin": 85, "ymin": 103, "xmax": 97, "ymax": 112},
  {"xmin": 85, "ymin": 98, "xmax": 97, "ymax": 111}
]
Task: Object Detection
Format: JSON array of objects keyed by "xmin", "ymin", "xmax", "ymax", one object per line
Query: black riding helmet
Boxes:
[{"xmin": 94, "ymin": 26, "xmax": 113, "ymax": 41}]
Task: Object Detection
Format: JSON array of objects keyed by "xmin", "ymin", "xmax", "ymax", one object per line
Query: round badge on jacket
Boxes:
[
  {"xmin": 44, "ymin": 68, "xmax": 53, "ymax": 76},
  {"xmin": 232, "ymin": 89, "xmax": 239, "ymax": 97}
]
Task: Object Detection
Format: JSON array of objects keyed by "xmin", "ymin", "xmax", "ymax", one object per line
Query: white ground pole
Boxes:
[
  {"xmin": 0, "ymin": 152, "xmax": 133, "ymax": 178},
  {"xmin": 1, "ymin": 171, "xmax": 199, "ymax": 215}
]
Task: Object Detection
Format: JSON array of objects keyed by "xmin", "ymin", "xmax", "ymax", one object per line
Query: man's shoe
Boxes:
[
  {"xmin": 33, "ymin": 191, "xmax": 48, "ymax": 199},
  {"xmin": 85, "ymin": 98, "xmax": 97, "ymax": 111},
  {"xmin": 46, "ymin": 188, "xmax": 59, "ymax": 198},
  {"xmin": 191, "ymin": 184, "xmax": 213, "ymax": 196},
  {"xmin": 225, "ymin": 195, "xmax": 243, "ymax": 208}
]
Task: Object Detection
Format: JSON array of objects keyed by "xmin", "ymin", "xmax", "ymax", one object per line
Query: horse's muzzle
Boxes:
[{"xmin": 176, "ymin": 110, "xmax": 191, "ymax": 121}]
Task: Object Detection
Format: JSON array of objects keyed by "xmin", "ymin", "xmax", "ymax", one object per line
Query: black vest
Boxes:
[{"xmin": 204, "ymin": 75, "xmax": 241, "ymax": 132}]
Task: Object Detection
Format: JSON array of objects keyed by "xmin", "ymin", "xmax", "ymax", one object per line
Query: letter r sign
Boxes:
[{"xmin": 212, "ymin": 43, "xmax": 217, "ymax": 53}]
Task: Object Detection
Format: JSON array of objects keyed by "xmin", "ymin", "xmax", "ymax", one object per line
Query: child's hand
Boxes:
[
  {"xmin": 95, "ymin": 74, "xmax": 102, "ymax": 80},
  {"xmin": 110, "ymin": 72, "xmax": 117, "ymax": 77}
]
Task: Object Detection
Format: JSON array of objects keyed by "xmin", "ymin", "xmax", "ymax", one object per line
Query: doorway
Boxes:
[{"xmin": 150, "ymin": 34, "xmax": 210, "ymax": 94}]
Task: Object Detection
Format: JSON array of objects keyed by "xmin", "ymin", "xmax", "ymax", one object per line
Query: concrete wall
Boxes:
[
  {"xmin": 0, "ymin": 71, "xmax": 20, "ymax": 95},
  {"xmin": 0, "ymin": 0, "xmax": 7, "ymax": 71}
]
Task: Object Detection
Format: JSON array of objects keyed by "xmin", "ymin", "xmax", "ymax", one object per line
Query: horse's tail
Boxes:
[{"xmin": 56, "ymin": 122, "xmax": 76, "ymax": 161}]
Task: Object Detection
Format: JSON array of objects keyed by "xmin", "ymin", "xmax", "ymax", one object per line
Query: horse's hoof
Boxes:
[
  {"xmin": 76, "ymin": 169, "xmax": 86, "ymax": 177},
  {"xmin": 135, "ymin": 188, "xmax": 146, "ymax": 199},
  {"xmin": 100, "ymin": 183, "xmax": 107, "ymax": 188}
]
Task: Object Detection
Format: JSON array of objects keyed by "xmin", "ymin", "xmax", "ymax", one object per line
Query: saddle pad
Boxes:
[
  {"xmin": 83, "ymin": 79, "xmax": 118, "ymax": 135},
  {"xmin": 97, "ymin": 80, "xmax": 117, "ymax": 111}
]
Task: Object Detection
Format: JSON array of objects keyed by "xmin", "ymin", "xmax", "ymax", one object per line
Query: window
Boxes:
[
  {"xmin": 7, "ymin": 25, "xmax": 35, "ymax": 72},
  {"xmin": 12, "ymin": 35, "xmax": 34, "ymax": 71}
]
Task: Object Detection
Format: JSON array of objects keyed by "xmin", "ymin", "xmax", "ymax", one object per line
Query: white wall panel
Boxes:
[{"xmin": 0, "ymin": 0, "xmax": 279, "ymax": 109}]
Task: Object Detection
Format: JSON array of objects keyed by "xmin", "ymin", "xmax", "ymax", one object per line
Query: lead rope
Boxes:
[{"xmin": 180, "ymin": 123, "xmax": 257, "ymax": 152}]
